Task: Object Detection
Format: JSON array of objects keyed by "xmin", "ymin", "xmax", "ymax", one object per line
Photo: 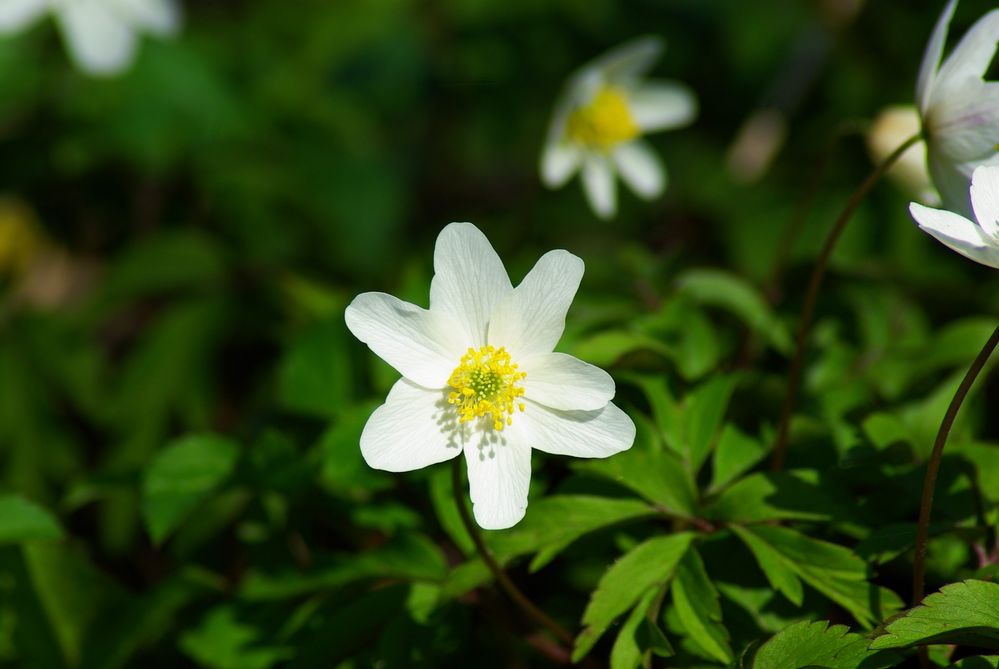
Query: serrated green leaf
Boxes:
[
  {"xmin": 949, "ymin": 657, "xmax": 999, "ymax": 668},
  {"xmin": 489, "ymin": 496, "xmax": 658, "ymax": 562},
  {"xmin": 750, "ymin": 620, "xmax": 901, "ymax": 669},
  {"xmin": 705, "ymin": 471, "xmax": 843, "ymax": 523},
  {"xmin": 684, "ymin": 375, "xmax": 737, "ymax": 471},
  {"xmin": 142, "ymin": 434, "xmax": 240, "ymax": 544},
  {"xmin": 621, "ymin": 374, "xmax": 682, "ymax": 451},
  {"xmin": 180, "ymin": 606, "xmax": 293, "ymax": 669},
  {"xmin": 670, "ymin": 547, "xmax": 732, "ymax": 664},
  {"xmin": 575, "ymin": 448, "xmax": 697, "ymax": 516},
  {"xmin": 734, "ymin": 525, "xmax": 902, "ymax": 627},
  {"xmin": 710, "ymin": 424, "xmax": 768, "ymax": 492},
  {"xmin": 870, "ymin": 580, "xmax": 999, "ymax": 650},
  {"xmin": 0, "ymin": 496, "xmax": 63, "ymax": 544},
  {"xmin": 573, "ymin": 532, "xmax": 696, "ymax": 662},
  {"xmin": 731, "ymin": 525, "xmax": 803, "ymax": 606}
]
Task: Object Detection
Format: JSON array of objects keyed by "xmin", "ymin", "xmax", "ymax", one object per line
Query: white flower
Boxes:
[
  {"xmin": 540, "ymin": 36, "xmax": 697, "ymax": 220},
  {"xmin": 867, "ymin": 105, "xmax": 938, "ymax": 205},
  {"xmin": 0, "ymin": 0, "xmax": 181, "ymax": 76},
  {"xmin": 344, "ymin": 223, "xmax": 636, "ymax": 530},
  {"xmin": 916, "ymin": 0, "xmax": 999, "ymax": 216},
  {"xmin": 910, "ymin": 164, "xmax": 999, "ymax": 268}
]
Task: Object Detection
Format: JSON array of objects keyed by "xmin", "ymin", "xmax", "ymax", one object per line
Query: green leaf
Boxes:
[
  {"xmin": 573, "ymin": 532, "xmax": 696, "ymax": 662},
  {"xmin": 570, "ymin": 330, "xmax": 675, "ymax": 367},
  {"xmin": 870, "ymin": 580, "xmax": 999, "ymax": 650},
  {"xmin": 610, "ymin": 590, "xmax": 674, "ymax": 669},
  {"xmin": 670, "ymin": 547, "xmax": 732, "ymax": 664},
  {"xmin": 949, "ymin": 657, "xmax": 999, "ymax": 668},
  {"xmin": 21, "ymin": 542, "xmax": 127, "ymax": 667},
  {"xmin": 621, "ymin": 374, "xmax": 682, "ymax": 450},
  {"xmin": 683, "ymin": 375, "xmax": 738, "ymax": 471},
  {"xmin": 575, "ymin": 448, "xmax": 698, "ymax": 517},
  {"xmin": 0, "ymin": 496, "xmax": 63, "ymax": 544},
  {"xmin": 730, "ymin": 525, "xmax": 803, "ymax": 606},
  {"xmin": 239, "ymin": 534, "xmax": 447, "ymax": 600},
  {"xmin": 734, "ymin": 525, "xmax": 903, "ymax": 627},
  {"xmin": 142, "ymin": 434, "xmax": 240, "ymax": 544},
  {"xmin": 674, "ymin": 268, "xmax": 791, "ymax": 353},
  {"xmin": 750, "ymin": 620, "xmax": 902, "ymax": 669},
  {"xmin": 276, "ymin": 314, "xmax": 353, "ymax": 418},
  {"xmin": 710, "ymin": 424, "xmax": 768, "ymax": 492},
  {"xmin": 705, "ymin": 471, "xmax": 846, "ymax": 523},
  {"xmin": 490, "ymin": 496, "xmax": 658, "ymax": 563},
  {"xmin": 179, "ymin": 606, "xmax": 293, "ymax": 669}
]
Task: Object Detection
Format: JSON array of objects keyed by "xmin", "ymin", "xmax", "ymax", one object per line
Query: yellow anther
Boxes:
[
  {"xmin": 448, "ymin": 346, "xmax": 526, "ymax": 431},
  {"xmin": 565, "ymin": 87, "xmax": 640, "ymax": 151}
]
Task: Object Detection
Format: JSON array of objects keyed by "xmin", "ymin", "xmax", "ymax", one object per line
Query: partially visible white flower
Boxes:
[
  {"xmin": 916, "ymin": 0, "xmax": 999, "ymax": 216},
  {"xmin": 910, "ymin": 164, "xmax": 999, "ymax": 268},
  {"xmin": 344, "ymin": 223, "xmax": 635, "ymax": 530},
  {"xmin": 0, "ymin": 0, "xmax": 181, "ymax": 76},
  {"xmin": 867, "ymin": 105, "xmax": 938, "ymax": 205},
  {"xmin": 540, "ymin": 36, "xmax": 697, "ymax": 220}
]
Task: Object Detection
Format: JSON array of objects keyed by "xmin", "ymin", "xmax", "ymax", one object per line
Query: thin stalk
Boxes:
[
  {"xmin": 771, "ymin": 132, "xmax": 922, "ymax": 470},
  {"xmin": 912, "ymin": 324, "xmax": 999, "ymax": 605},
  {"xmin": 451, "ymin": 458, "xmax": 575, "ymax": 647}
]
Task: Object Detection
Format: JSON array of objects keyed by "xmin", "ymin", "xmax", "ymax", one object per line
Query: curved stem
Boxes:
[
  {"xmin": 912, "ymin": 323, "xmax": 999, "ymax": 606},
  {"xmin": 771, "ymin": 132, "xmax": 922, "ymax": 470},
  {"xmin": 451, "ymin": 458, "xmax": 575, "ymax": 646}
]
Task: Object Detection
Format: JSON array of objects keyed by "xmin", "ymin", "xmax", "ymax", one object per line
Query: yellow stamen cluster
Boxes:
[
  {"xmin": 565, "ymin": 87, "xmax": 640, "ymax": 151},
  {"xmin": 448, "ymin": 346, "xmax": 526, "ymax": 431}
]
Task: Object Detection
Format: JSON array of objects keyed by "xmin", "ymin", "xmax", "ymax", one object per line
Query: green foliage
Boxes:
[
  {"xmin": 870, "ymin": 580, "xmax": 999, "ymax": 650},
  {"xmin": 1, "ymin": 1, "xmax": 997, "ymax": 667},
  {"xmin": 750, "ymin": 620, "xmax": 901, "ymax": 669},
  {"xmin": 142, "ymin": 434, "xmax": 240, "ymax": 544},
  {"xmin": 0, "ymin": 496, "xmax": 63, "ymax": 544},
  {"xmin": 574, "ymin": 533, "xmax": 695, "ymax": 661}
]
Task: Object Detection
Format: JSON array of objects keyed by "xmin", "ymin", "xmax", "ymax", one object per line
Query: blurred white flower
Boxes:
[
  {"xmin": 867, "ymin": 105, "xmax": 938, "ymax": 205},
  {"xmin": 910, "ymin": 164, "xmax": 999, "ymax": 268},
  {"xmin": 0, "ymin": 0, "xmax": 180, "ymax": 76},
  {"xmin": 344, "ymin": 223, "xmax": 635, "ymax": 530},
  {"xmin": 540, "ymin": 36, "xmax": 697, "ymax": 220},
  {"xmin": 917, "ymin": 0, "xmax": 999, "ymax": 215}
]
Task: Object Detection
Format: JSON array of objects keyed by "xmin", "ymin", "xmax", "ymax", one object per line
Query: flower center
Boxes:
[
  {"xmin": 447, "ymin": 346, "xmax": 526, "ymax": 431},
  {"xmin": 565, "ymin": 87, "xmax": 640, "ymax": 151}
]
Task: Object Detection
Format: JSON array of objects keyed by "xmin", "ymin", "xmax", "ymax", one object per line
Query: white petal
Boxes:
[
  {"xmin": 429, "ymin": 223, "xmax": 512, "ymax": 350},
  {"xmin": 487, "ymin": 250, "xmax": 584, "ymax": 360},
  {"xmin": 463, "ymin": 428, "xmax": 531, "ymax": 530},
  {"xmin": 541, "ymin": 141, "xmax": 582, "ymax": 188},
  {"xmin": 613, "ymin": 140, "xmax": 665, "ymax": 200},
  {"xmin": 910, "ymin": 201, "xmax": 999, "ymax": 268},
  {"xmin": 108, "ymin": 0, "xmax": 181, "ymax": 35},
  {"xmin": 628, "ymin": 81, "xmax": 697, "ymax": 133},
  {"xmin": 582, "ymin": 157, "xmax": 617, "ymax": 220},
  {"xmin": 360, "ymin": 379, "xmax": 463, "ymax": 472},
  {"xmin": 56, "ymin": 0, "xmax": 137, "ymax": 76},
  {"xmin": 916, "ymin": 0, "xmax": 956, "ymax": 113},
  {"xmin": 515, "ymin": 400, "xmax": 635, "ymax": 459},
  {"xmin": 344, "ymin": 292, "xmax": 466, "ymax": 388},
  {"xmin": 928, "ymin": 147, "xmax": 976, "ymax": 216},
  {"xmin": 0, "ymin": 0, "xmax": 47, "ymax": 33},
  {"xmin": 594, "ymin": 35, "xmax": 663, "ymax": 85},
  {"xmin": 935, "ymin": 9, "xmax": 999, "ymax": 92},
  {"xmin": 521, "ymin": 352, "xmax": 615, "ymax": 411},
  {"xmin": 927, "ymin": 81, "xmax": 999, "ymax": 164},
  {"xmin": 971, "ymin": 165, "xmax": 999, "ymax": 239}
]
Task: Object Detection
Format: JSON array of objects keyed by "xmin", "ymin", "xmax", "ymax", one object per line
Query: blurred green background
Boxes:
[{"xmin": 2, "ymin": 1, "xmax": 999, "ymax": 667}]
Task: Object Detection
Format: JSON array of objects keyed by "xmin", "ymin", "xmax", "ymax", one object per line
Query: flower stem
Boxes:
[
  {"xmin": 450, "ymin": 458, "xmax": 575, "ymax": 647},
  {"xmin": 912, "ymin": 323, "xmax": 999, "ymax": 606},
  {"xmin": 770, "ymin": 132, "xmax": 922, "ymax": 471}
]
